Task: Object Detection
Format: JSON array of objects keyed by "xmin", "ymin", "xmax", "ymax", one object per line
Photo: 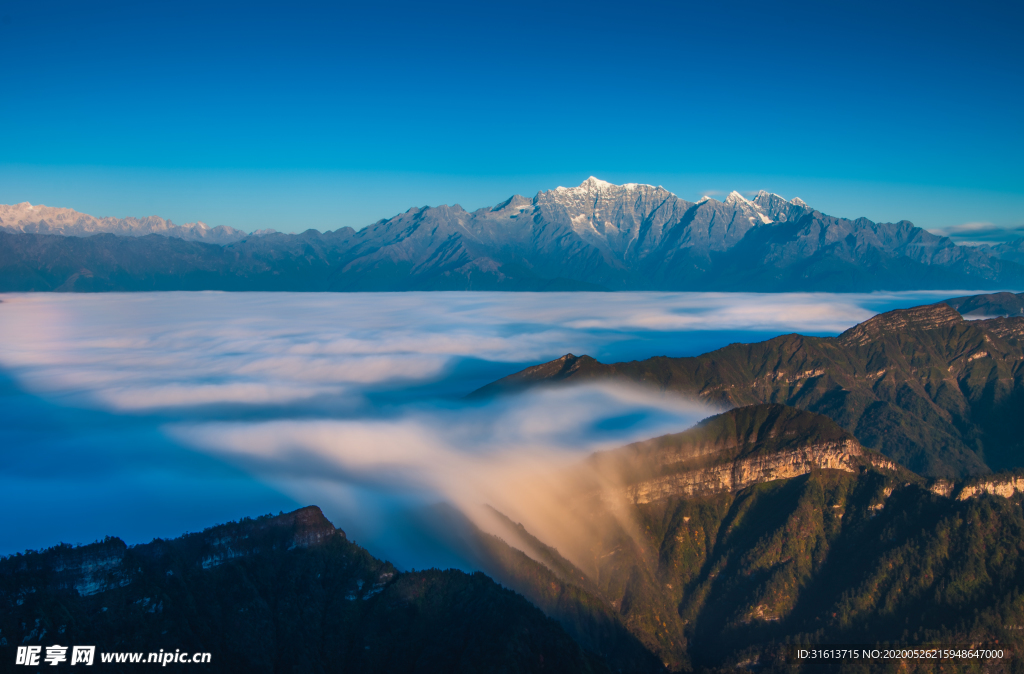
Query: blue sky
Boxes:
[{"xmin": 1, "ymin": 0, "xmax": 1022, "ymax": 237}]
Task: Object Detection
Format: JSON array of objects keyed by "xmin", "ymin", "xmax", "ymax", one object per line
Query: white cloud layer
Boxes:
[
  {"xmin": 168, "ymin": 383, "xmax": 716, "ymax": 569},
  {"xmin": 927, "ymin": 221, "xmax": 1024, "ymax": 245},
  {"xmin": 0, "ymin": 290, "xmax": 979, "ymax": 565},
  {"xmin": 0, "ymin": 290, "xmax": 966, "ymax": 413}
]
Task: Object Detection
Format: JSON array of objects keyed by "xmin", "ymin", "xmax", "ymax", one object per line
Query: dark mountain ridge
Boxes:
[
  {"xmin": 945, "ymin": 290, "xmax": 1024, "ymax": 317},
  {"xmin": 473, "ymin": 295, "xmax": 1024, "ymax": 478},
  {"xmin": 3, "ymin": 179, "xmax": 1024, "ymax": 291},
  {"xmin": 0, "ymin": 506, "xmax": 608, "ymax": 673}
]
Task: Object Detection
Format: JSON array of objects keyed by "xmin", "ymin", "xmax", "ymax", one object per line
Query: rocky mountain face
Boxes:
[
  {"xmin": 0, "ymin": 202, "xmax": 251, "ymax": 244},
  {"xmin": 590, "ymin": 405, "xmax": 902, "ymax": 503},
  {"xmin": 4, "ymin": 179, "xmax": 1024, "ymax": 291},
  {"xmin": 474, "ymin": 295, "xmax": 1024, "ymax": 478},
  {"xmin": 0, "ymin": 506, "xmax": 606, "ymax": 674},
  {"xmin": 460, "ymin": 405, "xmax": 1024, "ymax": 672}
]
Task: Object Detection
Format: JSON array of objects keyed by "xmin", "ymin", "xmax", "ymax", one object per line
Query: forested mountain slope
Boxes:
[
  {"xmin": 464, "ymin": 405, "xmax": 1024, "ymax": 672},
  {"xmin": 0, "ymin": 507, "xmax": 607, "ymax": 674},
  {"xmin": 474, "ymin": 299, "xmax": 1024, "ymax": 478}
]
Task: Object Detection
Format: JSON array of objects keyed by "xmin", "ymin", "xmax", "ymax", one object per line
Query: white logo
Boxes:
[
  {"xmin": 15, "ymin": 646, "xmax": 41, "ymax": 666},
  {"xmin": 71, "ymin": 646, "xmax": 96, "ymax": 666},
  {"xmin": 16, "ymin": 644, "xmax": 96, "ymax": 666},
  {"xmin": 44, "ymin": 645, "xmax": 68, "ymax": 666}
]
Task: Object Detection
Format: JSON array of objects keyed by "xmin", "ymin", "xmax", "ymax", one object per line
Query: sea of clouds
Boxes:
[{"xmin": 0, "ymin": 290, "xmax": 973, "ymax": 566}]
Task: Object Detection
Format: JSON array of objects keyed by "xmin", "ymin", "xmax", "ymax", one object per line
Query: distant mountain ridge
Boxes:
[
  {"xmin": 3, "ymin": 178, "xmax": 1024, "ymax": 291},
  {"xmin": 0, "ymin": 201, "xmax": 255, "ymax": 244}
]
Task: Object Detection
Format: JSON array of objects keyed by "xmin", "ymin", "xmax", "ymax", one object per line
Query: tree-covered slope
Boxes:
[
  {"xmin": 0, "ymin": 507, "xmax": 607, "ymax": 674},
  {"xmin": 465, "ymin": 406, "xmax": 1024, "ymax": 672},
  {"xmin": 474, "ymin": 301, "xmax": 1024, "ymax": 478}
]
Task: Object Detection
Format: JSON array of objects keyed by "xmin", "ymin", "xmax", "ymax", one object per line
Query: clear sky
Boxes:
[{"xmin": 2, "ymin": 0, "xmax": 1022, "ymax": 239}]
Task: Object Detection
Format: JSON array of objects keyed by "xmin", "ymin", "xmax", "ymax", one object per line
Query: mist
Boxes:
[{"xmin": 0, "ymin": 290, "xmax": 973, "ymax": 565}]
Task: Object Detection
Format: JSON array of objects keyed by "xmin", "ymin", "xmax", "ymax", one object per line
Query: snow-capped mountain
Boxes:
[
  {"xmin": 530, "ymin": 179, "xmax": 806, "ymax": 261},
  {"xmin": 327, "ymin": 177, "xmax": 822, "ymax": 289},
  {"xmin": 1, "ymin": 178, "xmax": 1022, "ymax": 292},
  {"xmin": 0, "ymin": 202, "xmax": 253, "ymax": 244}
]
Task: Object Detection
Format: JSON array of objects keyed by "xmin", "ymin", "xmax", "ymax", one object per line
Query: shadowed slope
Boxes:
[
  {"xmin": 0, "ymin": 507, "xmax": 608, "ymax": 674},
  {"xmin": 945, "ymin": 290, "xmax": 1024, "ymax": 317}
]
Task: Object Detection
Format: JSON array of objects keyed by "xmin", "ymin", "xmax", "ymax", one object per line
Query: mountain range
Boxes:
[
  {"xmin": 3, "ymin": 179, "xmax": 1024, "ymax": 291},
  {"xmin": 5, "ymin": 405, "xmax": 1023, "ymax": 672},
  {"xmin": 473, "ymin": 292, "xmax": 1024, "ymax": 480},
  {"xmin": 0, "ymin": 202, "xmax": 257, "ymax": 245}
]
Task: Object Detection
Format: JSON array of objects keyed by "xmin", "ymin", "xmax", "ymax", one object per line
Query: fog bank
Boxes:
[{"xmin": 0, "ymin": 290, "xmax": 969, "ymax": 562}]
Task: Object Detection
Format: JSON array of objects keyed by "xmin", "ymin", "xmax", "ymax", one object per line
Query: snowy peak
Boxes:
[
  {"xmin": 538, "ymin": 178, "xmax": 682, "ymax": 244},
  {"xmin": 718, "ymin": 190, "xmax": 775, "ymax": 225},
  {"xmin": 749, "ymin": 191, "xmax": 811, "ymax": 224},
  {"xmin": 6, "ymin": 182, "xmax": 1020, "ymax": 294},
  {"xmin": 0, "ymin": 202, "xmax": 250, "ymax": 244},
  {"xmin": 1, "ymin": 180, "xmax": 816, "ymax": 253},
  {"xmin": 552, "ymin": 176, "xmax": 662, "ymax": 196},
  {"xmin": 533, "ymin": 179, "xmax": 814, "ymax": 249},
  {"xmin": 580, "ymin": 176, "xmax": 613, "ymax": 189},
  {"xmin": 725, "ymin": 190, "xmax": 750, "ymax": 205},
  {"xmin": 541, "ymin": 177, "xmax": 671, "ymax": 214}
]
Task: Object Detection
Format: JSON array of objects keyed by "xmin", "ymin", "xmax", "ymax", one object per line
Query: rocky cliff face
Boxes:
[
  {"xmin": 625, "ymin": 439, "xmax": 872, "ymax": 503},
  {"xmin": 589, "ymin": 406, "xmax": 902, "ymax": 503},
  {"xmin": 956, "ymin": 474, "xmax": 1024, "ymax": 500}
]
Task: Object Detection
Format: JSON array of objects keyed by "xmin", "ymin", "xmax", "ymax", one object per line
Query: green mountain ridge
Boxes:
[
  {"xmin": 473, "ymin": 294, "xmax": 1024, "ymax": 479},
  {"xmin": 464, "ymin": 405, "xmax": 1024, "ymax": 672}
]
